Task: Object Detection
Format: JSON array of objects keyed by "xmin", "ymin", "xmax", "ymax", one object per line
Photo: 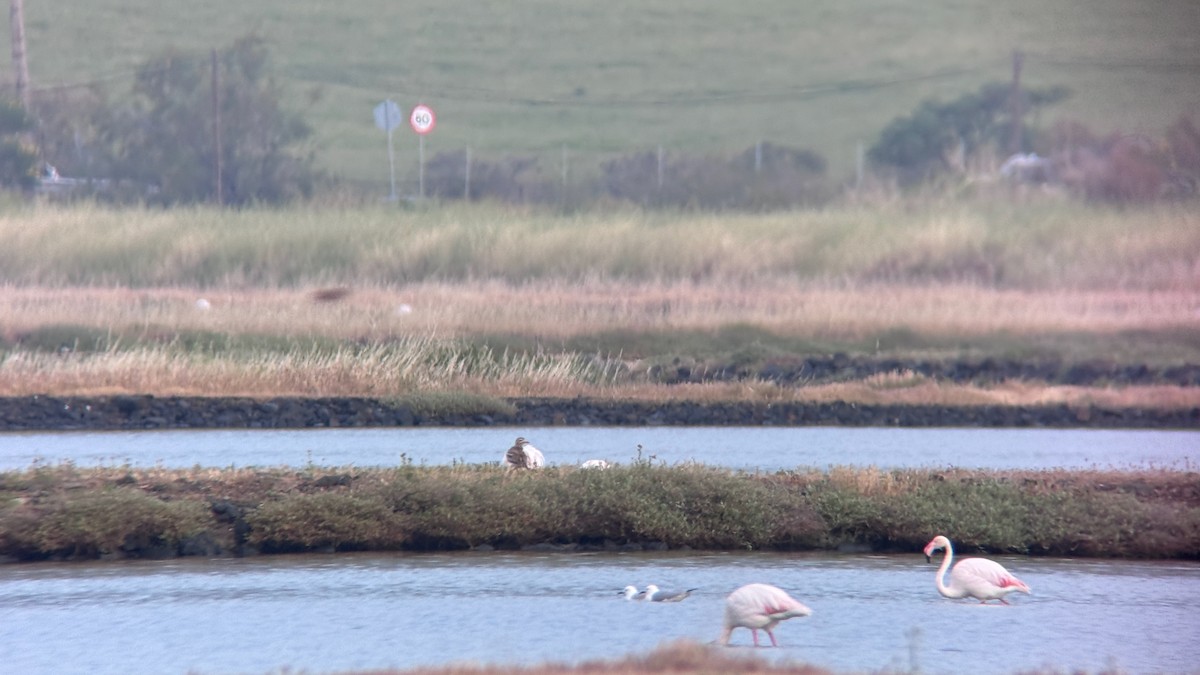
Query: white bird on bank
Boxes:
[
  {"xmin": 720, "ymin": 583, "xmax": 812, "ymax": 647},
  {"xmin": 643, "ymin": 584, "xmax": 696, "ymax": 602},
  {"xmin": 923, "ymin": 535, "xmax": 1031, "ymax": 604},
  {"xmin": 504, "ymin": 437, "xmax": 545, "ymax": 470},
  {"xmin": 580, "ymin": 459, "xmax": 610, "ymax": 470}
]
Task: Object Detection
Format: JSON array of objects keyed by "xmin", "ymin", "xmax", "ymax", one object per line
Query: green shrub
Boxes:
[
  {"xmin": 0, "ymin": 488, "xmax": 209, "ymax": 559},
  {"xmin": 244, "ymin": 492, "xmax": 407, "ymax": 552},
  {"xmin": 2, "ymin": 464, "xmax": 1196, "ymax": 560}
]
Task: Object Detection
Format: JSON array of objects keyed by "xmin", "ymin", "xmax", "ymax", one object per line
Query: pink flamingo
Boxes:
[
  {"xmin": 719, "ymin": 583, "xmax": 812, "ymax": 647},
  {"xmin": 923, "ymin": 535, "xmax": 1031, "ymax": 604}
]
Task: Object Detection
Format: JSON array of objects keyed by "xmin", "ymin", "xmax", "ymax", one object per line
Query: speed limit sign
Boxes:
[{"xmin": 410, "ymin": 104, "xmax": 436, "ymax": 135}]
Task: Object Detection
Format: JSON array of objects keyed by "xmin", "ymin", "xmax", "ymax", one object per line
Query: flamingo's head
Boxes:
[{"xmin": 923, "ymin": 535, "xmax": 950, "ymax": 562}]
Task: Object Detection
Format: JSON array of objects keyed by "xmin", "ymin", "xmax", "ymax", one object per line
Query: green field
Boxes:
[{"xmin": 7, "ymin": 0, "xmax": 1199, "ymax": 190}]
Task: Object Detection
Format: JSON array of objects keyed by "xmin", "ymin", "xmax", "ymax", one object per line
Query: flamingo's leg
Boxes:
[
  {"xmin": 751, "ymin": 629, "xmax": 761, "ymax": 647},
  {"xmin": 1000, "ymin": 598, "xmax": 1011, "ymax": 605},
  {"xmin": 768, "ymin": 630, "xmax": 779, "ymax": 647}
]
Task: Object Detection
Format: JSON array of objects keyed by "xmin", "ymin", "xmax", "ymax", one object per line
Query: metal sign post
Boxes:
[
  {"xmin": 373, "ymin": 99, "xmax": 403, "ymax": 201},
  {"xmin": 409, "ymin": 104, "xmax": 436, "ymax": 199}
]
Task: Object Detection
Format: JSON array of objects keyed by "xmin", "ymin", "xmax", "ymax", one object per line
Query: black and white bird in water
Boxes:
[
  {"xmin": 504, "ymin": 436, "xmax": 545, "ymax": 470},
  {"xmin": 642, "ymin": 584, "xmax": 697, "ymax": 602}
]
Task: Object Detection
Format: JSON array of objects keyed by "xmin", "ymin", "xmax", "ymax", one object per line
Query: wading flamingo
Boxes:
[
  {"xmin": 504, "ymin": 437, "xmax": 545, "ymax": 470},
  {"xmin": 642, "ymin": 584, "xmax": 696, "ymax": 602},
  {"xmin": 720, "ymin": 583, "xmax": 812, "ymax": 647},
  {"xmin": 923, "ymin": 535, "xmax": 1031, "ymax": 604}
]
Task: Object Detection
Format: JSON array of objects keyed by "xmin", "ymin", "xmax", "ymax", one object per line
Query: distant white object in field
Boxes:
[
  {"xmin": 924, "ymin": 535, "xmax": 1031, "ymax": 604},
  {"xmin": 194, "ymin": 298, "xmax": 211, "ymax": 310},
  {"xmin": 580, "ymin": 459, "xmax": 610, "ymax": 470},
  {"xmin": 720, "ymin": 583, "xmax": 812, "ymax": 647},
  {"xmin": 642, "ymin": 584, "xmax": 696, "ymax": 602},
  {"xmin": 999, "ymin": 152, "xmax": 1051, "ymax": 182},
  {"xmin": 504, "ymin": 437, "xmax": 544, "ymax": 470}
]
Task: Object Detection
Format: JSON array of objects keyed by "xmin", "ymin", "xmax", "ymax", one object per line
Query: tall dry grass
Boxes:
[
  {"xmin": 1, "ymin": 200, "xmax": 1198, "ymax": 289},
  {"xmin": 2, "ymin": 283, "xmax": 1197, "ymax": 343},
  {"xmin": 2, "ymin": 200, "xmax": 1198, "ymax": 404},
  {"xmin": 0, "ymin": 339, "xmax": 617, "ymax": 398},
  {"xmin": 2, "ymin": 344, "xmax": 1198, "ymax": 408}
]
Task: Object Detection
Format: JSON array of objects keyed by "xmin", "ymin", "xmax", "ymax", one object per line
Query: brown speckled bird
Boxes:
[{"xmin": 504, "ymin": 436, "xmax": 545, "ymax": 470}]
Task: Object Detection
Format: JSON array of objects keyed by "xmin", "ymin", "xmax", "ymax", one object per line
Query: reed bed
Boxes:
[
  {"xmin": 0, "ymin": 339, "xmax": 618, "ymax": 398},
  {"xmin": 2, "ymin": 340, "xmax": 1199, "ymax": 408},
  {"xmin": 2, "ymin": 200, "xmax": 1198, "ymax": 405},
  {"xmin": 1, "ymin": 201, "xmax": 1198, "ymax": 290},
  {"xmin": 1, "ymin": 462, "xmax": 1196, "ymax": 561},
  {"xmin": 2, "ymin": 286, "xmax": 1199, "ymax": 405},
  {"xmin": 3, "ymin": 282, "xmax": 1198, "ymax": 346}
]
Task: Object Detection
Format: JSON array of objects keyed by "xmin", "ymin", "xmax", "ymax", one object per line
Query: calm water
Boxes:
[
  {"xmin": 1, "ymin": 551, "xmax": 1198, "ymax": 675},
  {"xmin": 2, "ymin": 427, "xmax": 1196, "ymax": 674},
  {"xmin": 0, "ymin": 426, "xmax": 1196, "ymax": 471}
]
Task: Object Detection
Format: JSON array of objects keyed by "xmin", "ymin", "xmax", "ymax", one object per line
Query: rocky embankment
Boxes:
[
  {"xmin": 654, "ymin": 354, "xmax": 1200, "ymax": 387},
  {"xmin": 3, "ymin": 357, "xmax": 1198, "ymax": 431},
  {"xmin": 1, "ymin": 394, "xmax": 1197, "ymax": 431}
]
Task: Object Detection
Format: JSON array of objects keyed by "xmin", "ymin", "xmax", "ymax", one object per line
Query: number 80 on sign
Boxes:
[{"xmin": 410, "ymin": 105, "xmax": 436, "ymax": 135}]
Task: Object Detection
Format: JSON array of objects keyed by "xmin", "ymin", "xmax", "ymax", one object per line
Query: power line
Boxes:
[
  {"xmin": 22, "ymin": 52, "xmax": 1199, "ymax": 107},
  {"xmin": 386, "ymin": 65, "xmax": 992, "ymax": 109},
  {"xmin": 1022, "ymin": 52, "xmax": 1200, "ymax": 71}
]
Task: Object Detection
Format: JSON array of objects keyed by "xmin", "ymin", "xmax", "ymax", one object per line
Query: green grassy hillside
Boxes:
[{"xmin": 7, "ymin": 0, "xmax": 1199, "ymax": 190}]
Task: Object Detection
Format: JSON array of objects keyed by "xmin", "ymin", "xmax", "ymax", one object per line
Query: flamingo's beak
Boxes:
[{"xmin": 924, "ymin": 553, "xmax": 932, "ymax": 563}]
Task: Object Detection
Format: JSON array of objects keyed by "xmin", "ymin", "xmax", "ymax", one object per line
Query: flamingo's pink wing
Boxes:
[
  {"xmin": 953, "ymin": 557, "xmax": 1030, "ymax": 594},
  {"xmin": 752, "ymin": 584, "xmax": 812, "ymax": 618}
]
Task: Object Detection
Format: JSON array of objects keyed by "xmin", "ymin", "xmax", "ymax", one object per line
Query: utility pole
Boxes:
[
  {"xmin": 657, "ymin": 144, "xmax": 664, "ymax": 190},
  {"xmin": 856, "ymin": 141, "xmax": 864, "ymax": 190},
  {"xmin": 211, "ymin": 49, "xmax": 223, "ymax": 206},
  {"xmin": 1009, "ymin": 50, "xmax": 1024, "ymax": 156},
  {"xmin": 9, "ymin": 0, "xmax": 30, "ymax": 110},
  {"xmin": 464, "ymin": 146, "xmax": 471, "ymax": 200}
]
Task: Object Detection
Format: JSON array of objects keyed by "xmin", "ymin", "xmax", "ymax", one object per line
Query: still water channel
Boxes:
[
  {"xmin": 1, "ymin": 426, "xmax": 1197, "ymax": 674},
  {"xmin": 0, "ymin": 425, "xmax": 1196, "ymax": 471},
  {"xmin": 1, "ymin": 551, "xmax": 1198, "ymax": 675}
]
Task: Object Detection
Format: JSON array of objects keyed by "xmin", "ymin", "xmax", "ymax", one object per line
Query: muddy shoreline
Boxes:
[{"xmin": 1, "ymin": 394, "xmax": 1197, "ymax": 431}]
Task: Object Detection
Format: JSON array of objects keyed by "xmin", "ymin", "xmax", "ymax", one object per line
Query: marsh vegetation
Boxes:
[
  {"xmin": 2, "ymin": 458, "xmax": 1196, "ymax": 562},
  {"xmin": 1, "ymin": 200, "xmax": 1197, "ymax": 410}
]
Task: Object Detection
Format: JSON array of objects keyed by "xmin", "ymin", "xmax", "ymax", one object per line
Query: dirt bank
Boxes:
[{"xmin": 1, "ymin": 394, "xmax": 1196, "ymax": 431}]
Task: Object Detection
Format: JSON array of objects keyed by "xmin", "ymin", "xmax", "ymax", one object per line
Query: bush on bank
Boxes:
[{"xmin": 0, "ymin": 461, "xmax": 1196, "ymax": 562}]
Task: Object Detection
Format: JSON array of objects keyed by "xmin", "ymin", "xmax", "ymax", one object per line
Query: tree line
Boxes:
[
  {"xmin": 3, "ymin": 35, "xmax": 1197, "ymax": 206},
  {"xmin": 5, "ymin": 34, "xmax": 319, "ymax": 206}
]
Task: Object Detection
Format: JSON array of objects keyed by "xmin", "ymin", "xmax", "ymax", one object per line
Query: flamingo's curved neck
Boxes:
[{"xmin": 934, "ymin": 543, "xmax": 965, "ymax": 599}]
